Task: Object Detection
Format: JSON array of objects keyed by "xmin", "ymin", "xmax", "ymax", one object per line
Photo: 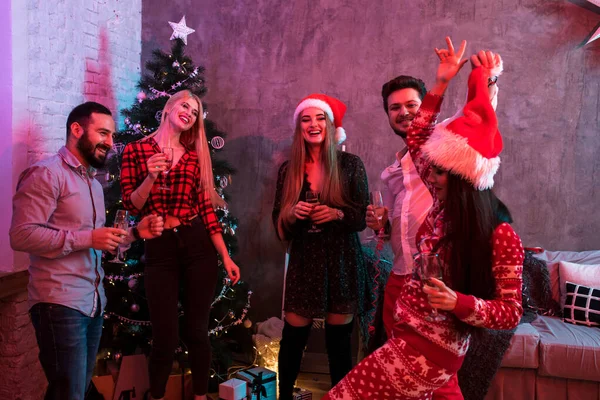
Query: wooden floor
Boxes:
[{"xmin": 296, "ymin": 372, "xmax": 332, "ymax": 399}]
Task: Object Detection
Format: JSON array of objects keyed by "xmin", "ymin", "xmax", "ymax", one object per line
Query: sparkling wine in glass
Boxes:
[
  {"xmin": 110, "ymin": 210, "xmax": 129, "ymax": 264},
  {"xmin": 415, "ymin": 252, "xmax": 446, "ymax": 322},
  {"xmin": 369, "ymin": 190, "xmax": 388, "ymax": 239},
  {"xmin": 159, "ymin": 147, "xmax": 174, "ymax": 191},
  {"xmin": 306, "ymin": 190, "xmax": 321, "ymax": 233}
]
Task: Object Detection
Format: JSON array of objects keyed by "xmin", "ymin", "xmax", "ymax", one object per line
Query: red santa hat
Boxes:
[
  {"xmin": 422, "ymin": 65, "xmax": 503, "ymax": 190},
  {"xmin": 293, "ymin": 94, "xmax": 347, "ymax": 144}
]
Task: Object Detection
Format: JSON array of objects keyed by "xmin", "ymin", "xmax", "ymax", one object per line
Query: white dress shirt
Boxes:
[{"xmin": 381, "ymin": 148, "xmax": 433, "ymax": 276}]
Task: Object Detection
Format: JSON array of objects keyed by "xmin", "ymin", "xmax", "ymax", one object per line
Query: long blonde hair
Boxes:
[
  {"xmin": 159, "ymin": 90, "xmax": 225, "ymax": 208},
  {"xmin": 277, "ymin": 114, "xmax": 348, "ymax": 238}
]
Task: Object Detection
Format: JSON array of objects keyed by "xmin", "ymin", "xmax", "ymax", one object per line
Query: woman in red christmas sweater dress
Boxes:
[{"xmin": 324, "ymin": 37, "xmax": 523, "ymax": 400}]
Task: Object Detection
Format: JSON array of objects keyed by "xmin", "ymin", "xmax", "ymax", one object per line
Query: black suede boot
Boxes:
[
  {"xmin": 278, "ymin": 321, "xmax": 312, "ymax": 400},
  {"xmin": 325, "ymin": 320, "xmax": 354, "ymax": 387}
]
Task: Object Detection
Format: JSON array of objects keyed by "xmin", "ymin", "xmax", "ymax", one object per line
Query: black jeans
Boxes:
[{"xmin": 144, "ymin": 219, "xmax": 218, "ymax": 397}]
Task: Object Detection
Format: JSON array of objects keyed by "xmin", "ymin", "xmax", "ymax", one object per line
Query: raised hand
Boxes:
[
  {"xmin": 470, "ymin": 50, "xmax": 502, "ymax": 73},
  {"xmin": 470, "ymin": 50, "xmax": 503, "ymax": 110},
  {"xmin": 434, "ymin": 37, "xmax": 468, "ymax": 85}
]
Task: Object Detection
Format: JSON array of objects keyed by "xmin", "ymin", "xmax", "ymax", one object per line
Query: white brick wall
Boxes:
[
  {"xmin": 0, "ymin": 1, "xmax": 143, "ymax": 397},
  {"xmin": 6, "ymin": 0, "xmax": 142, "ymax": 273},
  {"xmin": 23, "ymin": 0, "xmax": 142, "ymax": 164}
]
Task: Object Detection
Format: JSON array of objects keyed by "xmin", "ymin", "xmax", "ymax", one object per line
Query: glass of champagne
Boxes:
[
  {"xmin": 110, "ymin": 210, "xmax": 129, "ymax": 264},
  {"xmin": 415, "ymin": 252, "xmax": 446, "ymax": 322},
  {"xmin": 305, "ymin": 190, "xmax": 321, "ymax": 233},
  {"xmin": 370, "ymin": 190, "xmax": 388, "ymax": 239},
  {"xmin": 158, "ymin": 147, "xmax": 174, "ymax": 191}
]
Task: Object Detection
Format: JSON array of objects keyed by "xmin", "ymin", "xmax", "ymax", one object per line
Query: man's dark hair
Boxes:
[
  {"xmin": 381, "ymin": 75, "xmax": 427, "ymax": 114},
  {"xmin": 66, "ymin": 102, "xmax": 112, "ymax": 139}
]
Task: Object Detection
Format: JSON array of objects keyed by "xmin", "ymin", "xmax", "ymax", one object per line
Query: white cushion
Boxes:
[
  {"xmin": 534, "ymin": 250, "xmax": 600, "ymax": 305},
  {"xmin": 558, "ymin": 261, "xmax": 600, "ymax": 308}
]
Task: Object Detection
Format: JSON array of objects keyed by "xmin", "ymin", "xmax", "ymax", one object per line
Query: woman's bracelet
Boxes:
[{"xmin": 135, "ymin": 190, "xmax": 149, "ymax": 201}]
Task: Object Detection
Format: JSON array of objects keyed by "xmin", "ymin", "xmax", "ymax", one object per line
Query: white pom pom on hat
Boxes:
[{"xmin": 293, "ymin": 94, "xmax": 347, "ymax": 145}]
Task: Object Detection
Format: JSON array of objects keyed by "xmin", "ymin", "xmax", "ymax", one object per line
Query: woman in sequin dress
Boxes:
[{"xmin": 272, "ymin": 94, "xmax": 369, "ymax": 400}]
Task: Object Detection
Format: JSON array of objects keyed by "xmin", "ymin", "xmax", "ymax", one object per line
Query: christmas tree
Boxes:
[{"xmin": 98, "ymin": 36, "xmax": 253, "ymax": 387}]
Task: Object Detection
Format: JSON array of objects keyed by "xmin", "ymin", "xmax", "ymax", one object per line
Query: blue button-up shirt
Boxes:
[{"xmin": 10, "ymin": 146, "xmax": 106, "ymax": 316}]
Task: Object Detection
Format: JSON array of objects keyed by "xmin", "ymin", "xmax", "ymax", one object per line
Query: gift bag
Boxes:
[{"xmin": 234, "ymin": 367, "xmax": 277, "ymax": 400}]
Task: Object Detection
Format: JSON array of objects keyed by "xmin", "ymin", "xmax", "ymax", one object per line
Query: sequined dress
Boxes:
[{"xmin": 272, "ymin": 151, "xmax": 369, "ymax": 318}]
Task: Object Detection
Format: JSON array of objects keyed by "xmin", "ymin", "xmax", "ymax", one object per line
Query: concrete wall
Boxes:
[
  {"xmin": 3, "ymin": 0, "xmax": 142, "ymax": 273},
  {"xmin": 142, "ymin": 1, "xmax": 600, "ymax": 320}
]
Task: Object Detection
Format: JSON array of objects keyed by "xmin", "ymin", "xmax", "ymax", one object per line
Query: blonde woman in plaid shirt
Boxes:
[{"xmin": 121, "ymin": 90, "xmax": 240, "ymax": 400}]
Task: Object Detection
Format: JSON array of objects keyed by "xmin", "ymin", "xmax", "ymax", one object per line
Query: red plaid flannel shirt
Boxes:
[{"xmin": 120, "ymin": 136, "xmax": 222, "ymax": 235}]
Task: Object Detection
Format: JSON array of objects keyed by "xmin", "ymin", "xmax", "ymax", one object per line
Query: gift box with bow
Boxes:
[{"xmin": 234, "ymin": 366, "xmax": 276, "ymax": 400}]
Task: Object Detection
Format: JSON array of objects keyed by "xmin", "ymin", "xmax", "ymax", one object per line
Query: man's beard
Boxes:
[
  {"xmin": 392, "ymin": 115, "xmax": 413, "ymax": 139},
  {"xmin": 77, "ymin": 131, "xmax": 111, "ymax": 168},
  {"xmin": 392, "ymin": 128, "xmax": 407, "ymax": 139}
]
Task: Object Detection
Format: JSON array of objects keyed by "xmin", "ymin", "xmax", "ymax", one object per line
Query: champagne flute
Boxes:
[
  {"xmin": 158, "ymin": 147, "xmax": 174, "ymax": 191},
  {"xmin": 110, "ymin": 210, "xmax": 129, "ymax": 264},
  {"xmin": 369, "ymin": 190, "xmax": 388, "ymax": 239},
  {"xmin": 305, "ymin": 190, "xmax": 321, "ymax": 233},
  {"xmin": 415, "ymin": 252, "xmax": 446, "ymax": 322}
]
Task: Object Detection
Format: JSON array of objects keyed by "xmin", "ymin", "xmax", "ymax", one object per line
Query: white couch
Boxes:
[{"xmin": 486, "ymin": 250, "xmax": 600, "ymax": 399}]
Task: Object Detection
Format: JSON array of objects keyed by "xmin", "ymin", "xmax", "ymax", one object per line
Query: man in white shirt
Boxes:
[{"xmin": 367, "ymin": 75, "xmax": 462, "ymax": 399}]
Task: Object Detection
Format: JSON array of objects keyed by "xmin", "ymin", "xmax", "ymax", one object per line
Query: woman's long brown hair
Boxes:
[{"xmin": 276, "ymin": 115, "xmax": 348, "ymax": 239}]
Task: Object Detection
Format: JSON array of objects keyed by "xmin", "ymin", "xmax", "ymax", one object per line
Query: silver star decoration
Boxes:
[{"xmin": 168, "ymin": 16, "xmax": 195, "ymax": 45}]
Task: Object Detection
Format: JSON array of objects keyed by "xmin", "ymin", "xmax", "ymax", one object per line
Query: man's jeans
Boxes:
[{"xmin": 30, "ymin": 302, "xmax": 103, "ymax": 400}]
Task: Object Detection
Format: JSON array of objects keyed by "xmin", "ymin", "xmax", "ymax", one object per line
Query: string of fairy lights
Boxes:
[{"xmin": 104, "ymin": 269, "xmax": 252, "ymax": 335}]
